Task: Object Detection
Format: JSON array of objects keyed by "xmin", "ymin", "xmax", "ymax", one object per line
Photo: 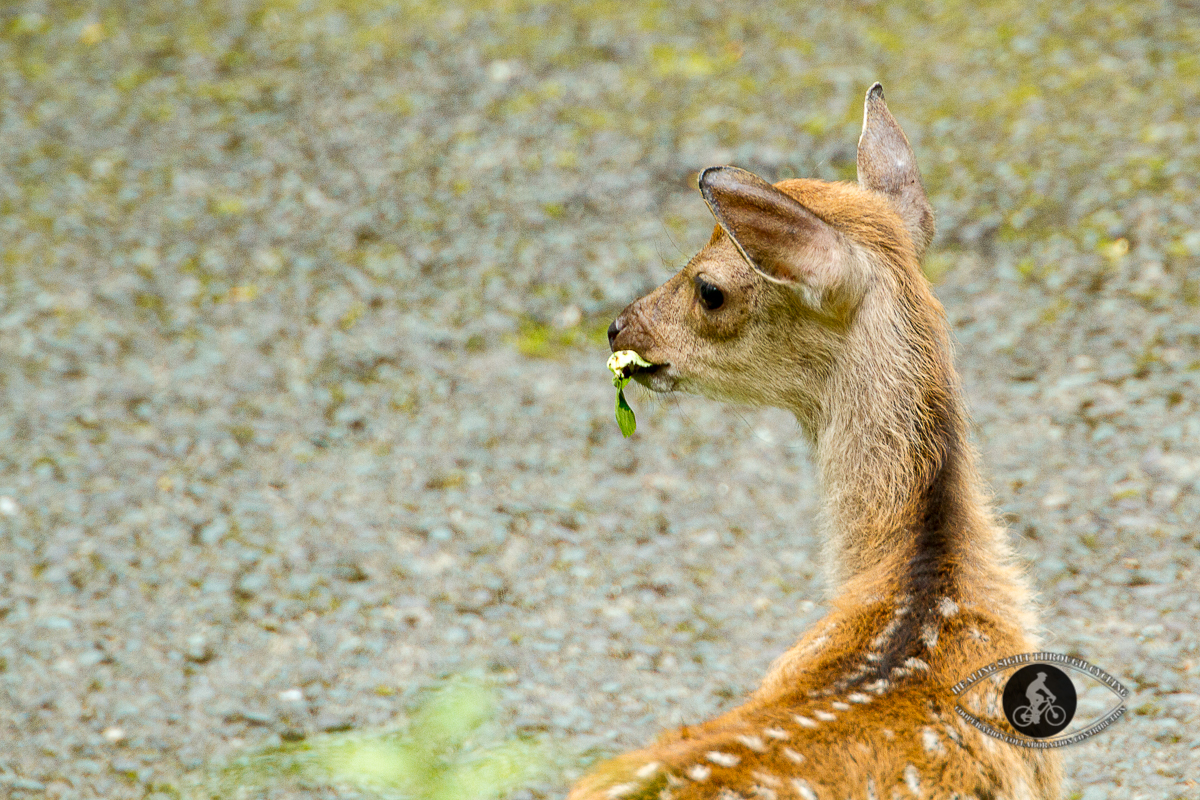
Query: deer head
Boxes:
[{"xmin": 607, "ymin": 83, "xmax": 939, "ymax": 440}]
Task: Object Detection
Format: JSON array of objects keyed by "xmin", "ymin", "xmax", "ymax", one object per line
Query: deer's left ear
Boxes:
[
  {"xmin": 699, "ymin": 166, "xmax": 852, "ymax": 301},
  {"xmin": 857, "ymin": 83, "xmax": 935, "ymax": 259}
]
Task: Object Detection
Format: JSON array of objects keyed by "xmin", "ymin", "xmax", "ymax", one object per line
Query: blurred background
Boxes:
[{"xmin": 1, "ymin": 1, "xmax": 1198, "ymax": 798}]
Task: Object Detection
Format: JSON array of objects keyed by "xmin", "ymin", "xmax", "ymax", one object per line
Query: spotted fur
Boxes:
[{"xmin": 579, "ymin": 85, "xmax": 1060, "ymax": 800}]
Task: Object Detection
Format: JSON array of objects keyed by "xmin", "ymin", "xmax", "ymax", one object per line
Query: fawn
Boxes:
[{"xmin": 574, "ymin": 85, "xmax": 1061, "ymax": 800}]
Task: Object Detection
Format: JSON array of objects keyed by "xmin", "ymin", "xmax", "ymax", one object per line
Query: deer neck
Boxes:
[{"xmin": 808, "ymin": 286, "xmax": 1031, "ymax": 626}]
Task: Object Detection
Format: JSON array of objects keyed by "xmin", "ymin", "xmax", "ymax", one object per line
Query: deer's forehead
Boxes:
[
  {"xmin": 776, "ymin": 179, "xmax": 913, "ymax": 257},
  {"xmin": 688, "ymin": 233, "xmax": 756, "ymax": 282}
]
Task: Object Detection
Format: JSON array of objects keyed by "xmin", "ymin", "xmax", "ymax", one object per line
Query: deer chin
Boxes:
[{"xmin": 629, "ymin": 362, "xmax": 674, "ymax": 392}]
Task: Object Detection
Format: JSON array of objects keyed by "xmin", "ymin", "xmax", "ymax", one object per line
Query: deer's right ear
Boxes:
[
  {"xmin": 699, "ymin": 166, "xmax": 848, "ymax": 298},
  {"xmin": 856, "ymin": 83, "xmax": 935, "ymax": 258}
]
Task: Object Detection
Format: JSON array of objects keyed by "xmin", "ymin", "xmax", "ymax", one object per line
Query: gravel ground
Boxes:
[{"xmin": 1, "ymin": 2, "xmax": 1198, "ymax": 798}]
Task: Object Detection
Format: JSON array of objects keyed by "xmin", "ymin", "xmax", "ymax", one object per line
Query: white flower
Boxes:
[{"xmin": 607, "ymin": 350, "xmax": 652, "ymax": 382}]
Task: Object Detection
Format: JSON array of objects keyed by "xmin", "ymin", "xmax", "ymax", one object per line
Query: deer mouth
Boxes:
[
  {"xmin": 608, "ymin": 349, "xmax": 673, "ymax": 391},
  {"xmin": 630, "ymin": 362, "xmax": 671, "ymax": 391}
]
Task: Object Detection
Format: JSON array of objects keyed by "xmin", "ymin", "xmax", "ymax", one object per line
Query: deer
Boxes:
[{"xmin": 573, "ymin": 85, "xmax": 1062, "ymax": 800}]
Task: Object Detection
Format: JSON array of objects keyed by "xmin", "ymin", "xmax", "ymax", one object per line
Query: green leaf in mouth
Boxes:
[
  {"xmin": 607, "ymin": 350, "xmax": 652, "ymax": 437},
  {"xmin": 615, "ymin": 387, "xmax": 636, "ymax": 437}
]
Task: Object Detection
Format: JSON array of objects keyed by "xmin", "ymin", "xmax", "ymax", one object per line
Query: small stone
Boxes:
[
  {"xmin": 235, "ymin": 571, "xmax": 270, "ymax": 598},
  {"xmin": 225, "ymin": 709, "xmax": 273, "ymax": 726},
  {"xmin": 1041, "ymin": 493, "xmax": 1070, "ymax": 509},
  {"xmin": 488, "ymin": 60, "xmax": 516, "ymax": 82},
  {"xmin": 5, "ymin": 778, "xmax": 46, "ymax": 792},
  {"xmin": 317, "ymin": 714, "xmax": 354, "ymax": 733},
  {"xmin": 333, "ymin": 560, "xmax": 368, "ymax": 582},
  {"xmin": 186, "ymin": 635, "xmax": 215, "ymax": 664},
  {"xmin": 553, "ymin": 304, "xmax": 582, "ymax": 329},
  {"xmin": 112, "ymin": 757, "xmax": 140, "ymax": 774}
]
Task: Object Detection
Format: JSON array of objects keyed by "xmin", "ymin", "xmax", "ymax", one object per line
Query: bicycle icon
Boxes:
[
  {"xmin": 1002, "ymin": 665, "xmax": 1076, "ymax": 737},
  {"xmin": 1013, "ymin": 700, "xmax": 1067, "ymax": 728}
]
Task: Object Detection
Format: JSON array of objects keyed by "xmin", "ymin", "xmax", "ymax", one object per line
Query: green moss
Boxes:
[
  {"xmin": 922, "ymin": 251, "xmax": 955, "ymax": 283},
  {"xmin": 510, "ymin": 316, "xmax": 605, "ymax": 359},
  {"xmin": 202, "ymin": 676, "xmax": 550, "ymax": 799}
]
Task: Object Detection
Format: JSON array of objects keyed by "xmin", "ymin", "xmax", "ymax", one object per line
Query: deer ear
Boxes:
[
  {"xmin": 857, "ymin": 83, "xmax": 935, "ymax": 258},
  {"xmin": 699, "ymin": 166, "xmax": 847, "ymax": 296}
]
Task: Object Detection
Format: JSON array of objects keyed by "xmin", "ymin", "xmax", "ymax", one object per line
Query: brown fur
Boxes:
[{"xmin": 577, "ymin": 86, "xmax": 1061, "ymax": 799}]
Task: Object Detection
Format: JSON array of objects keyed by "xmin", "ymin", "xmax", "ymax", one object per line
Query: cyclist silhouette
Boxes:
[
  {"xmin": 1023, "ymin": 671, "xmax": 1057, "ymax": 723},
  {"xmin": 1005, "ymin": 665, "xmax": 1072, "ymax": 733}
]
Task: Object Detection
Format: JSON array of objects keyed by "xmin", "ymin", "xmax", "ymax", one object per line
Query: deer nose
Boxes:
[{"xmin": 607, "ymin": 317, "xmax": 623, "ymax": 350}]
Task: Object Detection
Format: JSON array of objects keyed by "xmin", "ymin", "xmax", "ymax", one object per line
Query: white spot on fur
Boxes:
[
  {"xmin": 904, "ymin": 764, "xmax": 921, "ymax": 795},
  {"xmin": 866, "ymin": 776, "xmax": 879, "ymax": 800},
  {"xmin": 904, "ymin": 657, "xmax": 931, "ymax": 672},
  {"xmin": 865, "ymin": 651, "xmax": 883, "ymax": 662},
  {"xmin": 706, "ymin": 751, "xmax": 741, "ymax": 768},
  {"xmin": 968, "ymin": 627, "xmax": 989, "ymax": 643},
  {"xmin": 864, "ymin": 679, "xmax": 890, "ymax": 694},
  {"xmin": 737, "ymin": 734, "xmax": 767, "ymax": 752},
  {"xmin": 920, "ymin": 624, "xmax": 939, "ymax": 649},
  {"xmin": 831, "ymin": 701, "xmax": 850, "ymax": 711},
  {"xmin": 750, "ymin": 784, "xmax": 777, "ymax": 800},
  {"xmin": 687, "ymin": 764, "xmax": 711, "ymax": 781},
  {"xmin": 793, "ymin": 714, "xmax": 819, "ymax": 728},
  {"xmin": 882, "ymin": 728, "xmax": 895, "ymax": 739},
  {"xmin": 943, "ymin": 723, "xmax": 964, "ymax": 744},
  {"xmin": 716, "ymin": 790, "xmax": 746, "ymax": 800},
  {"xmin": 848, "ymin": 692, "xmax": 871, "ymax": 704},
  {"xmin": 937, "ymin": 597, "xmax": 959, "ymax": 617},
  {"xmin": 985, "ymin": 689, "xmax": 1001, "ymax": 716},
  {"xmin": 607, "ymin": 783, "xmax": 639, "ymax": 799},
  {"xmin": 920, "ymin": 726, "xmax": 945, "ymax": 756},
  {"xmin": 869, "ymin": 618, "xmax": 899, "ymax": 649},
  {"xmin": 636, "ymin": 762, "xmax": 661, "ymax": 779},
  {"xmin": 791, "ymin": 778, "xmax": 818, "ymax": 800},
  {"xmin": 751, "ymin": 770, "xmax": 782, "ymax": 787},
  {"xmin": 814, "ymin": 709, "xmax": 836, "ymax": 722},
  {"xmin": 782, "ymin": 747, "xmax": 806, "ymax": 765},
  {"xmin": 763, "ymin": 726, "xmax": 790, "ymax": 740}
]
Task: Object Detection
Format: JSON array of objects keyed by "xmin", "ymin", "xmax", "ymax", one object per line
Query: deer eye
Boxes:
[{"xmin": 695, "ymin": 278, "xmax": 725, "ymax": 311}]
